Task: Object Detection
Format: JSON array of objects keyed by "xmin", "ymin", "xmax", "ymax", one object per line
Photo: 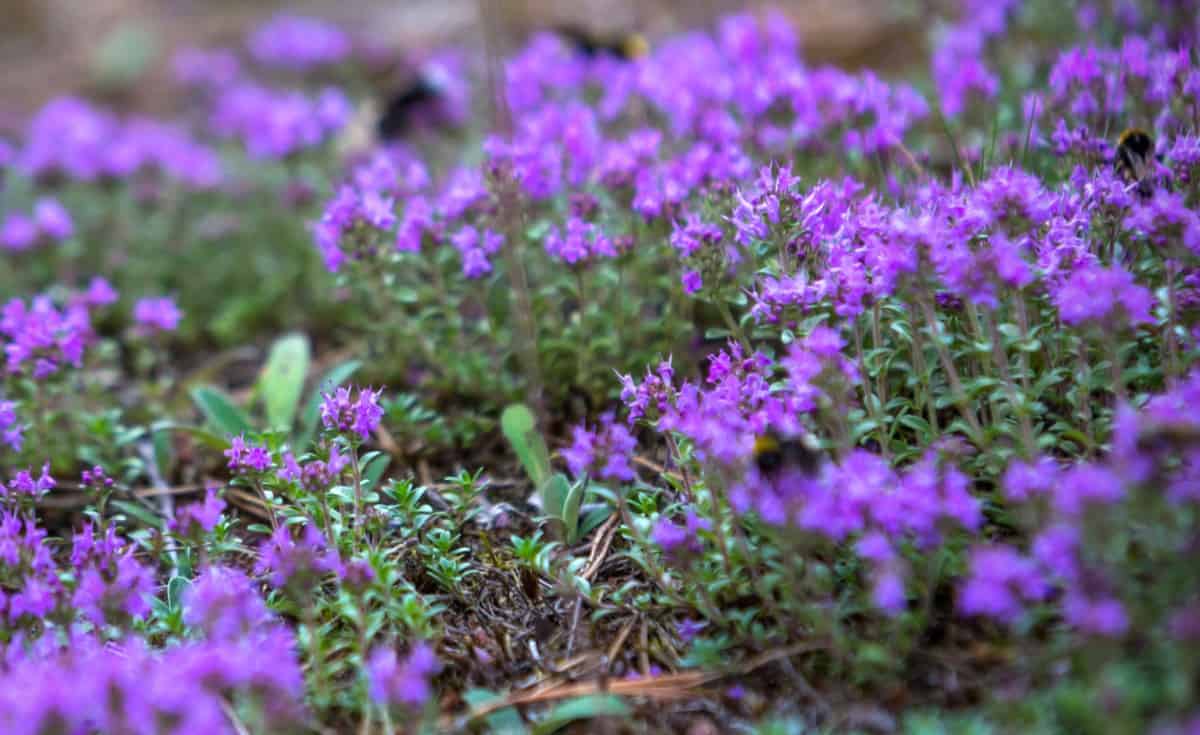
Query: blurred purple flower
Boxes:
[
  {"xmin": 367, "ymin": 642, "xmax": 440, "ymax": 710},
  {"xmin": 561, "ymin": 412, "xmax": 637, "ymax": 482},
  {"xmin": 255, "ymin": 522, "xmax": 344, "ymax": 591},
  {"xmin": 248, "ymin": 14, "xmax": 350, "ymax": 71},
  {"xmin": 132, "ymin": 297, "xmax": 182, "ymax": 335}
]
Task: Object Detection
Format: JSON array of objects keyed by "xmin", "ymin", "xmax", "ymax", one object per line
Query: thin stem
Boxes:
[
  {"xmin": 350, "ymin": 441, "xmax": 364, "ymax": 546},
  {"xmin": 985, "ymin": 310, "xmax": 1036, "ymax": 458},
  {"xmin": 1106, "ymin": 329, "xmax": 1127, "ymax": 404},
  {"xmin": 853, "ymin": 319, "xmax": 889, "ymax": 458},
  {"xmin": 1166, "ymin": 261, "xmax": 1181, "ymax": 383},
  {"xmin": 716, "ymin": 299, "xmax": 752, "ymax": 354},
  {"xmin": 918, "ymin": 296, "xmax": 983, "ymax": 442},
  {"xmin": 909, "ymin": 317, "xmax": 939, "ymax": 435}
]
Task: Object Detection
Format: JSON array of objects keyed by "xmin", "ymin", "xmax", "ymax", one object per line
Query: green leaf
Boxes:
[
  {"xmin": 562, "ymin": 478, "xmax": 585, "ymax": 545},
  {"xmin": 577, "ymin": 505, "xmax": 612, "ymax": 539},
  {"xmin": 167, "ymin": 424, "xmax": 230, "ymax": 451},
  {"xmin": 532, "ymin": 694, "xmax": 630, "ymax": 735},
  {"xmin": 501, "ymin": 404, "xmax": 551, "ymax": 488},
  {"xmin": 257, "ymin": 333, "xmax": 311, "ymax": 431},
  {"xmin": 190, "ymin": 386, "xmax": 253, "ymax": 437},
  {"xmin": 111, "ymin": 499, "xmax": 164, "ymax": 530},
  {"xmin": 463, "ymin": 689, "xmax": 526, "ymax": 734},
  {"xmin": 540, "ymin": 473, "xmax": 571, "ymax": 522},
  {"xmin": 362, "ymin": 453, "xmax": 391, "ymax": 492}
]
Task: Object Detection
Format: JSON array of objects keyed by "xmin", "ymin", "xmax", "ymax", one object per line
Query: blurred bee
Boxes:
[
  {"xmin": 752, "ymin": 430, "xmax": 822, "ymax": 479},
  {"xmin": 336, "ymin": 76, "xmax": 442, "ymax": 160},
  {"xmin": 377, "ymin": 77, "xmax": 441, "ymax": 141},
  {"xmin": 1135, "ymin": 421, "xmax": 1200, "ymax": 453},
  {"xmin": 1115, "ymin": 127, "xmax": 1156, "ymax": 198},
  {"xmin": 553, "ymin": 24, "xmax": 650, "ymax": 61}
]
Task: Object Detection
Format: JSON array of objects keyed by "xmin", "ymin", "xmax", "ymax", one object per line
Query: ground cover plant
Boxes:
[{"xmin": 1, "ymin": 1, "xmax": 1199, "ymax": 732}]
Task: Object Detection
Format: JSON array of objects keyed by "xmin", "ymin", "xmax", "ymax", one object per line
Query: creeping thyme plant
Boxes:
[{"xmin": 1, "ymin": 2, "xmax": 1200, "ymax": 732}]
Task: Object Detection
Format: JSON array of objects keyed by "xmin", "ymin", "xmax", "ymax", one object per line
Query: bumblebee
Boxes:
[
  {"xmin": 335, "ymin": 76, "xmax": 443, "ymax": 160},
  {"xmin": 1116, "ymin": 127, "xmax": 1156, "ymax": 198},
  {"xmin": 553, "ymin": 24, "xmax": 649, "ymax": 61},
  {"xmin": 1135, "ymin": 421, "xmax": 1200, "ymax": 453},
  {"xmin": 376, "ymin": 77, "xmax": 442, "ymax": 141},
  {"xmin": 752, "ymin": 430, "xmax": 822, "ymax": 477}
]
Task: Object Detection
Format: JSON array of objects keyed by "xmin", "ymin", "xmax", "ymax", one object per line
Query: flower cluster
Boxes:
[
  {"xmin": 0, "ymin": 198, "xmax": 73, "ymax": 252},
  {"xmin": 1, "ymin": 295, "xmax": 93, "ymax": 377},
  {"xmin": 210, "ymin": 83, "xmax": 349, "ymax": 159},
  {"xmin": 17, "ymin": 97, "xmax": 221, "ymax": 188},
  {"xmin": 248, "ymin": 13, "xmax": 351, "ymax": 71},
  {"xmin": 133, "ymin": 296, "xmax": 183, "ymax": 335},
  {"xmin": 319, "ymin": 385, "xmax": 384, "ymax": 441},
  {"xmin": 366, "ymin": 642, "xmax": 440, "ymax": 711},
  {"xmin": 561, "ymin": 411, "xmax": 637, "ymax": 482},
  {"xmin": 255, "ymin": 522, "xmax": 344, "ymax": 592}
]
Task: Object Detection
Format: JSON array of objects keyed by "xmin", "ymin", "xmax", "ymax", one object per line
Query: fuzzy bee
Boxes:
[
  {"xmin": 1135, "ymin": 421, "xmax": 1200, "ymax": 453},
  {"xmin": 553, "ymin": 24, "xmax": 650, "ymax": 61},
  {"xmin": 1116, "ymin": 127, "xmax": 1156, "ymax": 198},
  {"xmin": 376, "ymin": 77, "xmax": 442, "ymax": 141},
  {"xmin": 752, "ymin": 430, "xmax": 823, "ymax": 478},
  {"xmin": 336, "ymin": 76, "xmax": 444, "ymax": 160}
]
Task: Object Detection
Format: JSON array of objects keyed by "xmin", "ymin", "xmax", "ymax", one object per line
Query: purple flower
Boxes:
[
  {"xmin": 1003, "ymin": 455, "xmax": 1059, "ymax": 501},
  {"xmin": 320, "ymin": 385, "xmax": 384, "ymax": 440},
  {"xmin": 959, "ymin": 545, "xmax": 1049, "ymax": 624},
  {"xmin": 169, "ymin": 487, "xmax": 227, "ymax": 536},
  {"xmin": 8, "ymin": 574, "xmax": 60, "ymax": 622},
  {"xmin": 651, "ymin": 509, "xmax": 711, "ymax": 556},
  {"xmin": 80, "ymin": 465, "xmax": 114, "ymax": 491},
  {"xmin": 80, "ymin": 277, "xmax": 119, "ymax": 308},
  {"xmin": 248, "ymin": 14, "xmax": 350, "ymax": 71},
  {"xmin": 1, "ymin": 464, "xmax": 55, "ymax": 500},
  {"xmin": 73, "ymin": 552, "xmax": 155, "ymax": 627},
  {"xmin": 223, "ymin": 434, "xmax": 273, "ymax": 474},
  {"xmin": 544, "ymin": 217, "xmax": 616, "ymax": 265},
  {"xmin": 1064, "ymin": 593, "xmax": 1129, "ymax": 637},
  {"xmin": 32, "ymin": 198, "xmax": 73, "ymax": 241},
  {"xmin": 1, "ymin": 295, "xmax": 93, "ymax": 377},
  {"xmin": 367, "ymin": 642, "xmax": 440, "ymax": 710},
  {"xmin": 0, "ymin": 401, "xmax": 23, "ymax": 452},
  {"xmin": 0, "ymin": 213, "xmax": 37, "ymax": 252},
  {"xmin": 1052, "ymin": 264, "xmax": 1153, "ymax": 328},
  {"xmin": 132, "ymin": 297, "xmax": 182, "ymax": 334},
  {"xmin": 561, "ymin": 412, "xmax": 637, "ymax": 482},
  {"xmin": 212, "ymin": 83, "xmax": 348, "ymax": 159},
  {"xmin": 255, "ymin": 522, "xmax": 344, "ymax": 591},
  {"xmin": 184, "ymin": 565, "xmax": 275, "ymax": 641},
  {"xmin": 451, "ymin": 226, "xmax": 504, "ymax": 279},
  {"xmin": 1053, "ymin": 463, "xmax": 1125, "ymax": 516},
  {"xmin": 932, "ymin": 27, "xmax": 998, "ymax": 118},
  {"xmin": 173, "ymin": 46, "xmax": 242, "ymax": 88}
]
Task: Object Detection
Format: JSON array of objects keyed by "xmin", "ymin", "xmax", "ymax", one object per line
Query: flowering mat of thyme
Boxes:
[{"xmin": 2, "ymin": 3, "xmax": 1200, "ymax": 733}]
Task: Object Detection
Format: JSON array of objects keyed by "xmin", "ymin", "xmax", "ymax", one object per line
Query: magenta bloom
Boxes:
[
  {"xmin": 1, "ymin": 463, "xmax": 56, "ymax": 500},
  {"xmin": 320, "ymin": 385, "xmax": 384, "ymax": 440},
  {"xmin": 1052, "ymin": 264, "xmax": 1153, "ymax": 328},
  {"xmin": 0, "ymin": 400, "xmax": 23, "ymax": 451},
  {"xmin": 132, "ymin": 297, "xmax": 182, "ymax": 334},
  {"xmin": 32, "ymin": 198, "xmax": 73, "ymax": 241},
  {"xmin": 255, "ymin": 522, "xmax": 344, "ymax": 591},
  {"xmin": 561, "ymin": 412, "xmax": 637, "ymax": 482},
  {"xmin": 248, "ymin": 14, "xmax": 350, "ymax": 71},
  {"xmin": 223, "ymin": 434, "xmax": 272, "ymax": 474},
  {"xmin": 367, "ymin": 642, "xmax": 440, "ymax": 710},
  {"xmin": 169, "ymin": 487, "xmax": 227, "ymax": 536}
]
